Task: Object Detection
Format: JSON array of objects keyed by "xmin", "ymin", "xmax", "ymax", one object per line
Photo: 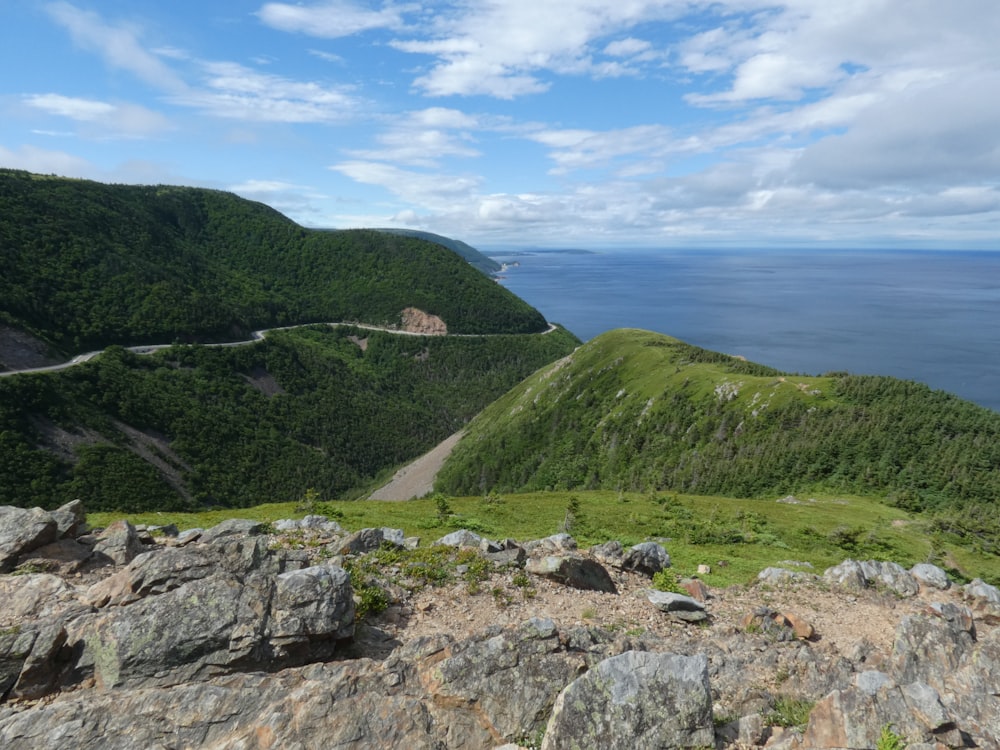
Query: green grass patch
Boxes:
[{"xmin": 89, "ymin": 488, "xmax": 1000, "ymax": 588}]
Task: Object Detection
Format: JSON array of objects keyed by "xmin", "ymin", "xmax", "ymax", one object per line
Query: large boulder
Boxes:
[
  {"xmin": 92, "ymin": 520, "xmax": 144, "ymax": 566},
  {"xmin": 823, "ymin": 559, "xmax": 918, "ymax": 597},
  {"xmin": 427, "ymin": 617, "xmax": 582, "ymax": 741},
  {"xmin": 621, "ymin": 542, "xmax": 671, "ymax": 576},
  {"xmin": 541, "ymin": 651, "xmax": 714, "ymax": 750},
  {"xmin": 268, "ymin": 564, "xmax": 355, "ymax": 658},
  {"xmin": 0, "ymin": 506, "xmax": 57, "ymax": 572}
]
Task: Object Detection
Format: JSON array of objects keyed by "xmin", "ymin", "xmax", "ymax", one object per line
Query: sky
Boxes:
[{"xmin": 2, "ymin": 1, "xmax": 1000, "ymax": 249}]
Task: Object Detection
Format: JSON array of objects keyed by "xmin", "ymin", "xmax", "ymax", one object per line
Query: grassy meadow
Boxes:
[{"xmin": 89, "ymin": 489, "xmax": 1000, "ymax": 588}]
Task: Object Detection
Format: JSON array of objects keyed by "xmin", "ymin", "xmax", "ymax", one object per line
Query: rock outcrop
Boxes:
[{"xmin": 2, "ymin": 504, "xmax": 1000, "ymax": 749}]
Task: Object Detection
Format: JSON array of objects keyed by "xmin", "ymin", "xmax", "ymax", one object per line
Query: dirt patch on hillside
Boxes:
[
  {"xmin": 0, "ymin": 325, "xmax": 61, "ymax": 371},
  {"xmin": 368, "ymin": 431, "xmax": 463, "ymax": 500}
]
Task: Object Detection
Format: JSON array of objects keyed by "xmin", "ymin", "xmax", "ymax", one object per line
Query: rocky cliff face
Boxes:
[{"xmin": 2, "ymin": 503, "xmax": 999, "ymax": 749}]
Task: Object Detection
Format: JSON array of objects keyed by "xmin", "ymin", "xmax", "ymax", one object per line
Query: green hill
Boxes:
[
  {"xmin": 436, "ymin": 328, "xmax": 1000, "ymax": 510},
  {"xmin": 0, "ymin": 169, "xmax": 577, "ymax": 511},
  {"xmin": 374, "ymin": 228, "xmax": 501, "ymax": 276},
  {"xmin": 0, "ymin": 323, "xmax": 578, "ymax": 512},
  {"xmin": 0, "ymin": 169, "xmax": 545, "ymax": 352}
]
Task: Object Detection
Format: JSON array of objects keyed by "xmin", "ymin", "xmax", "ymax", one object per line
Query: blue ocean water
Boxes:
[{"xmin": 494, "ymin": 249, "xmax": 1000, "ymax": 413}]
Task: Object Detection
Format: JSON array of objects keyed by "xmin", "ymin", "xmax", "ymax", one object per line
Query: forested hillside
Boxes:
[
  {"xmin": 437, "ymin": 329, "xmax": 1000, "ymax": 511},
  {"xmin": 0, "ymin": 169, "xmax": 545, "ymax": 352},
  {"xmin": 0, "ymin": 325, "xmax": 578, "ymax": 511},
  {"xmin": 374, "ymin": 228, "xmax": 501, "ymax": 276}
]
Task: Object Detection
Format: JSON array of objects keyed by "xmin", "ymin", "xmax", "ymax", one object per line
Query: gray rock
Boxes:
[
  {"xmin": 541, "ymin": 651, "xmax": 714, "ymax": 750},
  {"xmin": 621, "ymin": 541, "xmax": 671, "ymax": 576},
  {"xmin": 524, "ymin": 533, "xmax": 577, "ymax": 555},
  {"xmin": 381, "ymin": 527, "xmax": 406, "ymax": 547},
  {"xmin": 589, "ymin": 540, "xmax": 624, "ymax": 567},
  {"xmin": 910, "ymin": 563, "xmax": 950, "ymax": 590},
  {"xmin": 339, "ymin": 527, "xmax": 387, "ymax": 554},
  {"xmin": 758, "ymin": 567, "xmax": 815, "ymax": 585},
  {"xmin": 174, "ymin": 528, "xmax": 203, "ymax": 545},
  {"xmin": 854, "ymin": 670, "xmax": 894, "ymax": 695},
  {"xmin": 891, "ymin": 613, "xmax": 974, "ymax": 690},
  {"xmin": 199, "ymin": 518, "xmax": 266, "ymax": 545},
  {"xmin": 85, "ymin": 547, "xmax": 216, "ymax": 608},
  {"xmin": 963, "ymin": 577, "xmax": 1000, "ymax": 604},
  {"xmin": 822, "ymin": 559, "xmax": 868, "ymax": 591},
  {"xmin": 92, "ymin": 520, "xmax": 144, "ymax": 566},
  {"xmin": 647, "ymin": 591, "xmax": 708, "ymax": 623},
  {"xmin": 823, "ymin": 559, "xmax": 918, "ymax": 597},
  {"xmin": 269, "ymin": 564, "xmax": 355, "ymax": 655},
  {"xmin": 860, "ymin": 560, "xmax": 919, "ymax": 597},
  {"xmin": 0, "ymin": 506, "xmax": 58, "ymax": 572},
  {"xmin": 434, "ymin": 529, "xmax": 486, "ymax": 548},
  {"xmin": 525, "ymin": 555, "xmax": 616, "ymax": 593},
  {"xmin": 430, "ymin": 617, "xmax": 580, "ymax": 741},
  {"xmin": 50, "ymin": 500, "xmax": 87, "ymax": 539}
]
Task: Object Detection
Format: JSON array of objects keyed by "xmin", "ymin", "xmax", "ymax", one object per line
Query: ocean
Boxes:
[{"xmin": 493, "ymin": 248, "xmax": 1000, "ymax": 413}]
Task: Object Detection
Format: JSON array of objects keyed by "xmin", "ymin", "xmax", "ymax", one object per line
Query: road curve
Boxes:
[{"xmin": 0, "ymin": 321, "xmax": 559, "ymax": 378}]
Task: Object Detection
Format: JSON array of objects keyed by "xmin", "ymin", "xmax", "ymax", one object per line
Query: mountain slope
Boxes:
[
  {"xmin": 0, "ymin": 169, "xmax": 545, "ymax": 352},
  {"xmin": 436, "ymin": 328, "xmax": 1000, "ymax": 507},
  {"xmin": 374, "ymin": 228, "xmax": 501, "ymax": 275}
]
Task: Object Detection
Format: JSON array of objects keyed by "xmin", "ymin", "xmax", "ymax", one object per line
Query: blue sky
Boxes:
[{"xmin": 2, "ymin": 1, "xmax": 999, "ymax": 249}]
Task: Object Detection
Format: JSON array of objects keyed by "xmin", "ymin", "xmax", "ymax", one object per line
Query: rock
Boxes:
[
  {"xmin": 199, "ymin": 518, "xmax": 266, "ymax": 545},
  {"xmin": 8, "ymin": 621, "xmax": 69, "ymax": 700},
  {"xmin": 823, "ymin": 559, "xmax": 918, "ymax": 597},
  {"xmin": 92, "ymin": 520, "xmax": 144, "ymax": 566},
  {"xmin": 483, "ymin": 545, "xmax": 526, "ymax": 567},
  {"xmin": 428, "ymin": 617, "xmax": 582, "ymax": 741},
  {"xmin": 273, "ymin": 515, "xmax": 344, "ymax": 535},
  {"xmin": 647, "ymin": 591, "xmax": 707, "ymax": 622},
  {"xmin": 680, "ymin": 578, "xmax": 710, "ymax": 603},
  {"xmin": 50, "ymin": 500, "xmax": 87, "ymax": 539},
  {"xmin": 910, "ymin": 563, "xmax": 950, "ymax": 590},
  {"xmin": 381, "ymin": 527, "xmax": 406, "ymax": 547},
  {"xmin": 589, "ymin": 540, "xmax": 624, "ymax": 567},
  {"xmin": 822, "ymin": 559, "xmax": 868, "ymax": 591},
  {"xmin": 891, "ymin": 613, "xmax": 975, "ymax": 690},
  {"xmin": 0, "ymin": 574, "xmax": 91, "ymax": 626},
  {"xmin": 84, "ymin": 547, "xmax": 217, "ymax": 608},
  {"xmin": 524, "ymin": 533, "xmax": 577, "ymax": 555},
  {"xmin": 697, "ymin": 564, "xmax": 711, "ymax": 575},
  {"xmin": 739, "ymin": 607, "xmax": 798, "ymax": 641},
  {"xmin": 621, "ymin": 541, "xmax": 671, "ymax": 576},
  {"xmin": 174, "ymin": 528, "xmax": 203, "ymax": 545},
  {"xmin": 269, "ymin": 564, "xmax": 355, "ymax": 656},
  {"xmin": 18, "ymin": 538, "xmax": 93, "ymax": 573},
  {"xmin": 541, "ymin": 652, "xmax": 714, "ymax": 750},
  {"xmin": 339, "ymin": 527, "xmax": 388, "ymax": 555},
  {"xmin": 0, "ymin": 506, "xmax": 58, "ymax": 572},
  {"xmin": 525, "ymin": 556, "xmax": 616, "ymax": 593},
  {"xmin": 758, "ymin": 567, "xmax": 815, "ymax": 585},
  {"xmin": 962, "ymin": 578, "xmax": 1000, "ymax": 621},
  {"xmin": 434, "ymin": 529, "xmax": 485, "ymax": 548},
  {"xmin": 963, "ymin": 577, "xmax": 1000, "ymax": 604},
  {"xmin": 802, "ymin": 680, "xmax": 960, "ymax": 749}
]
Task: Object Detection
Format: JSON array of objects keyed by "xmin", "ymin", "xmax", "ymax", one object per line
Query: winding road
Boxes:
[{"xmin": 0, "ymin": 321, "xmax": 559, "ymax": 378}]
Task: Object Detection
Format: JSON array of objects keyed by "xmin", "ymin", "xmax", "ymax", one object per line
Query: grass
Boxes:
[{"xmin": 88, "ymin": 488, "xmax": 1000, "ymax": 588}]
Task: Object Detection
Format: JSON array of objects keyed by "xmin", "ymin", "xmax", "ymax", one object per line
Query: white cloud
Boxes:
[
  {"xmin": 24, "ymin": 93, "xmax": 172, "ymax": 138},
  {"xmin": 331, "ymin": 160, "xmax": 482, "ymax": 209},
  {"xmin": 603, "ymin": 37, "xmax": 652, "ymax": 57},
  {"xmin": 45, "ymin": 2, "xmax": 187, "ymax": 93},
  {"xmin": 257, "ymin": 1, "xmax": 415, "ymax": 38},
  {"xmin": 174, "ymin": 61, "xmax": 361, "ymax": 123},
  {"xmin": 390, "ymin": 0, "xmax": 683, "ymax": 98}
]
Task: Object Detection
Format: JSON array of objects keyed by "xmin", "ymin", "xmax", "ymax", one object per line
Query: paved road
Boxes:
[{"xmin": 0, "ymin": 322, "xmax": 558, "ymax": 378}]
